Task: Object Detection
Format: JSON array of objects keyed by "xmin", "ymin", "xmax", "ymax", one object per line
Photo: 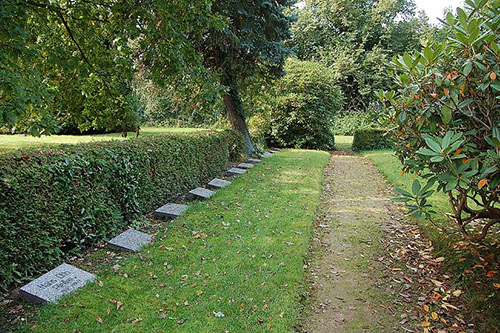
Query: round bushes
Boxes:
[{"xmin": 268, "ymin": 59, "xmax": 344, "ymax": 150}]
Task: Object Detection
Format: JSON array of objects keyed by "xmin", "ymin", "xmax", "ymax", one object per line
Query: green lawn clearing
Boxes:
[
  {"xmin": 24, "ymin": 149, "xmax": 330, "ymax": 332},
  {"xmin": 362, "ymin": 149, "xmax": 500, "ymax": 330},
  {"xmin": 334, "ymin": 135, "xmax": 353, "ymax": 151},
  {"xmin": 0, "ymin": 127, "xmax": 206, "ymax": 154}
]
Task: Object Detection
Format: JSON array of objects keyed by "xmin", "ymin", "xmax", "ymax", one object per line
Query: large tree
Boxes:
[
  {"xmin": 1, "ymin": 0, "xmax": 216, "ymax": 135},
  {"xmin": 197, "ymin": 0, "xmax": 296, "ymax": 154}
]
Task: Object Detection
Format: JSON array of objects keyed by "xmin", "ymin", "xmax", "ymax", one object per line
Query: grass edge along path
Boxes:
[{"xmin": 24, "ymin": 149, "xmax": 330, "ymax": 332}]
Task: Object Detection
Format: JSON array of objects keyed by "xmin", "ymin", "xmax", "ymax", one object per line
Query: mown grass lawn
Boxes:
[
  {"xmin": 334, "ymin": 135, "xmax": 353, "ymax": 151},
  {"xmin": 362, "ymin": 149, "xmax": 500, "ymax": 330},
  {"xmin": 24, "ymin": 149, "xmax": 330, "ymax": 332},
  {"xmin": 0, "ymin": 127, "xmax": 206, "ymax": 154}
]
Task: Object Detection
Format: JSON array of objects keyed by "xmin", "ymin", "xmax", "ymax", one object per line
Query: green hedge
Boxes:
[
  {"xmin": 0, "ymin": 130, "xmax": 244, "ymax": 291},
  {"xmin": 352, "ymin": 128, "xmax": 393, "ymax": 151}
]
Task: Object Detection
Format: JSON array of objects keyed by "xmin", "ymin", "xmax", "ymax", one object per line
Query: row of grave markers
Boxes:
[{"xmin": 19, "ymin": 149, "xmax": 281, "ymax": 304}]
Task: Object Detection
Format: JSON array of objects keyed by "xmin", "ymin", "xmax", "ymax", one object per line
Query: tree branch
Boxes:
[{"xmin": 57, "ymin": 11, "xmax": 94, "ymax": 70}]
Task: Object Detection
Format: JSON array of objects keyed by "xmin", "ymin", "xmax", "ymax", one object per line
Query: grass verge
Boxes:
[
  {"xmin": 0, "ymin": 127, "xmax": 206, "ymax": 154},
  {"xmin": 362, "ymin": 149, "xmax": 500, "ymax": 330},
  {"xmin": 23, "ymin": 149, "xmax": 330, "ymax": 332}
]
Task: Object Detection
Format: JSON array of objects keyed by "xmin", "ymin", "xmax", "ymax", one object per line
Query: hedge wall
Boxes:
[
  {"xmin": 351, "ymin": 128, "xmax": 393, "ymax": 151},
  {"xmin": 0, "ymin": 130, "xmax": 244, "ymax": 291}
]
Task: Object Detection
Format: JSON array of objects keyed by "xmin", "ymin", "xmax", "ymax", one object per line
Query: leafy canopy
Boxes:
[{"xmin": 0, "ymin": 0, "xmax": 218, "ymax": 135}]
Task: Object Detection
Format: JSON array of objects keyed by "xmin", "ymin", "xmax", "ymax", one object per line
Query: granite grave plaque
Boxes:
[
  {"xmin": 247, "ymin": 158, "xmax": 261, "ymax": 163},
  {"xmin": 237, "ymin": 163, "xmax": 254, "ymax": 169},
  {"xmin": 227, "ymin": 167, "xmax": 247, "ymax": 176},
  {"xmin": 107, "ymin": 229, "xmax": 153, "ymax": 252},
  {"xmin": 154, "ymin": 203, "xmax": 189, "ymax": 219},
  {"xmin": 260, "ymin": 152, "xmax": 273, "ymax": 158},
  {"xmin": 187, "ymin": 187, "xmax": 215, "ymax": 200},
  {"xmin": 208, "ymin": 178, "xmax": 231, "ymax": 189},
  {"xmin": 19, "ymin": 263, "xmax": 96, "ymax": 304}
]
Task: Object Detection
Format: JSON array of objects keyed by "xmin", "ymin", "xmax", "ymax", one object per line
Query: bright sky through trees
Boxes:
[
  {"xmin": 414, "ymin": 0, "xmax": 464, "ymax": 23},
  {"xmin": 297, "ymin": 1, "xmax": 464, "ymax": 24}
]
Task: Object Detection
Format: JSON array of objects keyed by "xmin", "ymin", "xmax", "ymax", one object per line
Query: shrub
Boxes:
[
  {"xmin": 352, "ymin": 128, "xmax": 393, "ymax": 151},
  {"xmin": 267, "ymin": 59, "xmax": 344, "ymax": 150},
  {"xmin": 0, "ymin": 130, "xmax": 244, "ymax": 290},
  {"xmin": 332, "ymin": 103, "xmax": 381, "ymax": 136},
  {"xmin": 378, "ymin": 0, "xmax": 500, "ymax": 242}
]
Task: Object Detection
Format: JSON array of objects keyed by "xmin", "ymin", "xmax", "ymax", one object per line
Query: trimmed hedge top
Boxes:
[
  {"xmin": 352, "ymin": 128, "xmax": 393, "ymax": 151},
  {"xmin": 0, "ymin": 130, "xmax": 244, "ymax": 291}
]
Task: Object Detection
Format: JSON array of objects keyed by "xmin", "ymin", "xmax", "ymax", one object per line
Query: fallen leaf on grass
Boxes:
[
  {"xmin": 96, "ymin": 315, "xmax": 104, "ymax": 324},
  {"xmin": 421, "ymin": 321, "xmax": 430, "ymax": 327},
  {"xmin": 435, "ymin": 257, "xmax": 445, "ymax": 263},
  {"xmin": 110, "ymin": 299, "xmax": 123, "ymax": 310},
  {"xmin": 452, "ymin": 290, "xmax": 462, "ymax": 297},
  {"xmin": 486, "ymin": 271, "xmax": 497, "ymax": 277},
  {"xmin": 431, "ymin": 312, "xmax": 438, "ymax": 320},
  {"xmin": 494, "ymin": 283, "xmax": 500, "ymax": 289},
  {"xmin": 132, "ymin": 318, "xmax": 142, "ymax": 324}
]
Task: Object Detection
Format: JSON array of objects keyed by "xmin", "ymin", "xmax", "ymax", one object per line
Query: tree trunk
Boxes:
[{"xmin": 222, "ymin": 71, "xmax": 256, "ymax": 155}]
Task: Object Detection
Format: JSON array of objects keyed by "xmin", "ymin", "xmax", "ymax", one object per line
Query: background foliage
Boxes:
[
  {"xmin": 290, "ymin": 0, "xmax": 432, "ymax": 134},
  {"xmin": 0, "ymin": 131, "xmax": 244, "ymax": 290}
]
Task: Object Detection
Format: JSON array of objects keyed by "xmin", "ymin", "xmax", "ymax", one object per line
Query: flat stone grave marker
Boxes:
[
  {"xmin": 247, "ymin": 158, "xmax": 261, "ymax": 163},
  {"xmin": 260, "ymin": 152, "xmax": 273, "ymax": 158},
  {"xmin": 187, "ymin": 187, "xmax": 215, "ymax": 200},
  {"xmin": 107, "ymin": 229, "xmax": 153, "ymax": 252},
  {"xmin": 155, "ymin": 203, "xmax": 189, "ymax": 219},
  {"xmin": 237, "ymin": 163, "xmax": 254, "ymax": 169},
  {"xmin": 208, "ymin": 178, "xmax": 231, "ymax": 189},
  {"xmin": 227, "ymin": 167, "xmax": 247, "ymax": 176},
  {"xmin": 19, "ymin": 263, "xmax": 96, "ymax": 304},
  {"xmin": 269, "ymin": 149, "xmax": 279, "ymax": 153}
]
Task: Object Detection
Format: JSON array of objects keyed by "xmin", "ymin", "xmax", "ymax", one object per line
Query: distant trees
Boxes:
[{"xmin": 291, "ymin": 0, "xmax": 431, "ymax": 111}]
